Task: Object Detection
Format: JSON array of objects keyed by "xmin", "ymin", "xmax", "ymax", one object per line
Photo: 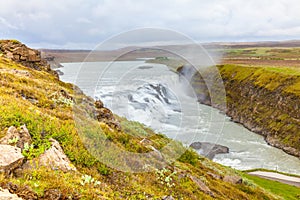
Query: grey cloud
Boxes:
[{"xmin": 0, "ymin": 0, "xmax": 300, "ymax": 49}]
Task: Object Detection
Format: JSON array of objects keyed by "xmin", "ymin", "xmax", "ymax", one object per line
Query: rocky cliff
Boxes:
[
  {"xmin": 0, "ymin": 40, "xmax": 57, "ymax": 77},
  {"xmin": 181, "ymin": 64, "xmax": 300, "ymax": 158}
]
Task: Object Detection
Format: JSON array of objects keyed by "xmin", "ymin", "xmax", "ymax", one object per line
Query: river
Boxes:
[{"xmin": 59, "ymin": 60, "xmax": 300, "ymax": 175}]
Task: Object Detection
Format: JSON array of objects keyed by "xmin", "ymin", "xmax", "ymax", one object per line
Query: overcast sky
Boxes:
[{"xmin": 1, "ymin": 0, "xmax": 300, "ymax": 49}]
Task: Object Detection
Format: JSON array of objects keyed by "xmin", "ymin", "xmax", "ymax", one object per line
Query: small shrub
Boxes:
[
  {"xmin": 155, "ymin": 168, "xmax": 177, "ymax": 188},
  {"xmin": 52, "ymin": 96, "xmax": 74, "ymax": 107},
  {"xmin": 22, "ymin": 142, "xmax": 36, "ymax": 159},
  {"xmin": 80, "ymin": 174, "xmax": 101, "ymax": 187},
  {"xmin": 178, "ymin": 149, "xmax": 199, "ymax": 166}
]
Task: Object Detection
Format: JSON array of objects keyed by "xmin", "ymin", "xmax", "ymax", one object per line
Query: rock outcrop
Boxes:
[
  {"xmin": 189, "ymin": 175, "xmax": 214, "ymax": 197},
  {"xmin": 223, "ymin": 175, "xmax": 243, "ymax": 184},
  {"xmin": 0, "ymin": 40, "xmax": 57, "ymax": 77},
  {"xmin": 22, "ymin": 138, "xmax": 76, "ymax": 172},
  {"xmin": 94, "ymin": 100, "xmax": 121, "ymax": 130},
  {"xmin": 190, "ymin": 142, "xmax": 229, "ymax": 159},
  {"xmin": 0, "ymin": 145, "xmax": 24, "ymax": 174}
]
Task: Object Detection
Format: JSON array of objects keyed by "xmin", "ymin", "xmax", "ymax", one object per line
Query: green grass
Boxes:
[
  {"xmin": 244, "ymin": 174, "xmax": 300, "ymax": 200},
  {"xmin": 223, "ymin": 47, "xmax": 300, "ymax": 60}
]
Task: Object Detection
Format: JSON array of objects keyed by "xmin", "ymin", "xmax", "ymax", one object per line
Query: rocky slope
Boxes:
[
  {"xmin": 180, "ymin": 64, "xmax": 300, "ymax": 158},
  {"xmin": 0, "ymin": 40, "xmax": 281, "ymax": 199}
]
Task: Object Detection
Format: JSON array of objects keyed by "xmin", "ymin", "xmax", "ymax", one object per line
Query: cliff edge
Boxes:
[{"xmin": 181, "ymin": 64, "xmax": 300, "ymax": 158}]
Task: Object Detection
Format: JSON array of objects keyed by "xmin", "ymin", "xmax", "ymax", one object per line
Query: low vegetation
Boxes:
[{"xmin": 0, "ymin": 42, "xmax": 285, "ymax": 199}]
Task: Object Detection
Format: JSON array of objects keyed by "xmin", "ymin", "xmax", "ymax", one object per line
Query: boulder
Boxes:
[
  {"xmin": 223, "ymin": 175, "xmax": 242, "ymax": 184},
  {"xmin": 0, "ymin": 187, "xmax": 22, "ymax": 200},
  {"xmin": 189, "ymin": 175, "xmax": 214, "ymax": 197},
  {"xmin": 0, "ymin": 145, "xmax": 24, "ymax": 174},
  {"xmin": 22, "ymin": 138, "xmax": 76, "ymax": 172},
  {"xmin": 0, "ymin": 125, "xmax": 32, "ymax": 149},
  {"xmin": 190, "ymin": 142, "xmax": 229, "ymax": 159}
]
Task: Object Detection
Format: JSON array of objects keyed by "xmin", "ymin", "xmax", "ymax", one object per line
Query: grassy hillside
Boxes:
[{"xmin": 0, "ymin": 42, "xmax": 283, "ymax": 199}]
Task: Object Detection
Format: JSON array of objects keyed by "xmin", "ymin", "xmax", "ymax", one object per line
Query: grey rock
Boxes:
[
  {"xmin": 22, "ymin": 138, "xmax": 76, "ymax": 172},
  {"xmin": 0, "ymin": 145, "xmax": 24, "ymax": 174},
  {"xmin": 223, "ymin": 175, "xmax": 242, "ymax": 184},
  {"xmin": 189, "ymin": 175, "xmax": 214, "ymax": 197},
  {"xmin": 190, "ymin": 142, "xmax": 229, "ymax": 159}
]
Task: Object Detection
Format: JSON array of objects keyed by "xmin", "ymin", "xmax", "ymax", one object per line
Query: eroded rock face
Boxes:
[
  {"xmin": 0, "ymin": 40, "xmax": 58, "ymax": 77},
  {"xmin": 94, "ymin": 100, "xmax": 121, "ymax": 130},
  {"xmin": 22, "ymin": 138, "xmax": 76, "ymax": 172},
  {"xmin": 183, "ymin": 64, "xmax": 300, "ymax": 158},
  {"xmin": 190, "ymin": 142, "xmax": 229, "ymax": 159},
  {"xmin": 0, "ymin": 145, "xmax": 24, "ymax": 174},
  {"xmin": 0, "ymin": 125, "xmax": 32, "ymax": 149},
  {"xmin": 0, "ymin": 187, "xmax": 22, "ymax": 200}
]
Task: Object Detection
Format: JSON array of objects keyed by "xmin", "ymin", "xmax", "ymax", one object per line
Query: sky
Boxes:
[{"xmin": 1, "ymin": 0, "xmax": 300, "ymax": 49}]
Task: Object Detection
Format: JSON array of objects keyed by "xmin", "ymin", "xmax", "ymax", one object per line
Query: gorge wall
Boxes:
[{"xmin": 179, "ymin": 64, "xmax": 300, "ymax": 158}]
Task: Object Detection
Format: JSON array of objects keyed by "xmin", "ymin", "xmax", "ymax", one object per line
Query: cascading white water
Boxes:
[{"xmin": 60, "ymin": 60, "xmax": 300, "ymax": 175}]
